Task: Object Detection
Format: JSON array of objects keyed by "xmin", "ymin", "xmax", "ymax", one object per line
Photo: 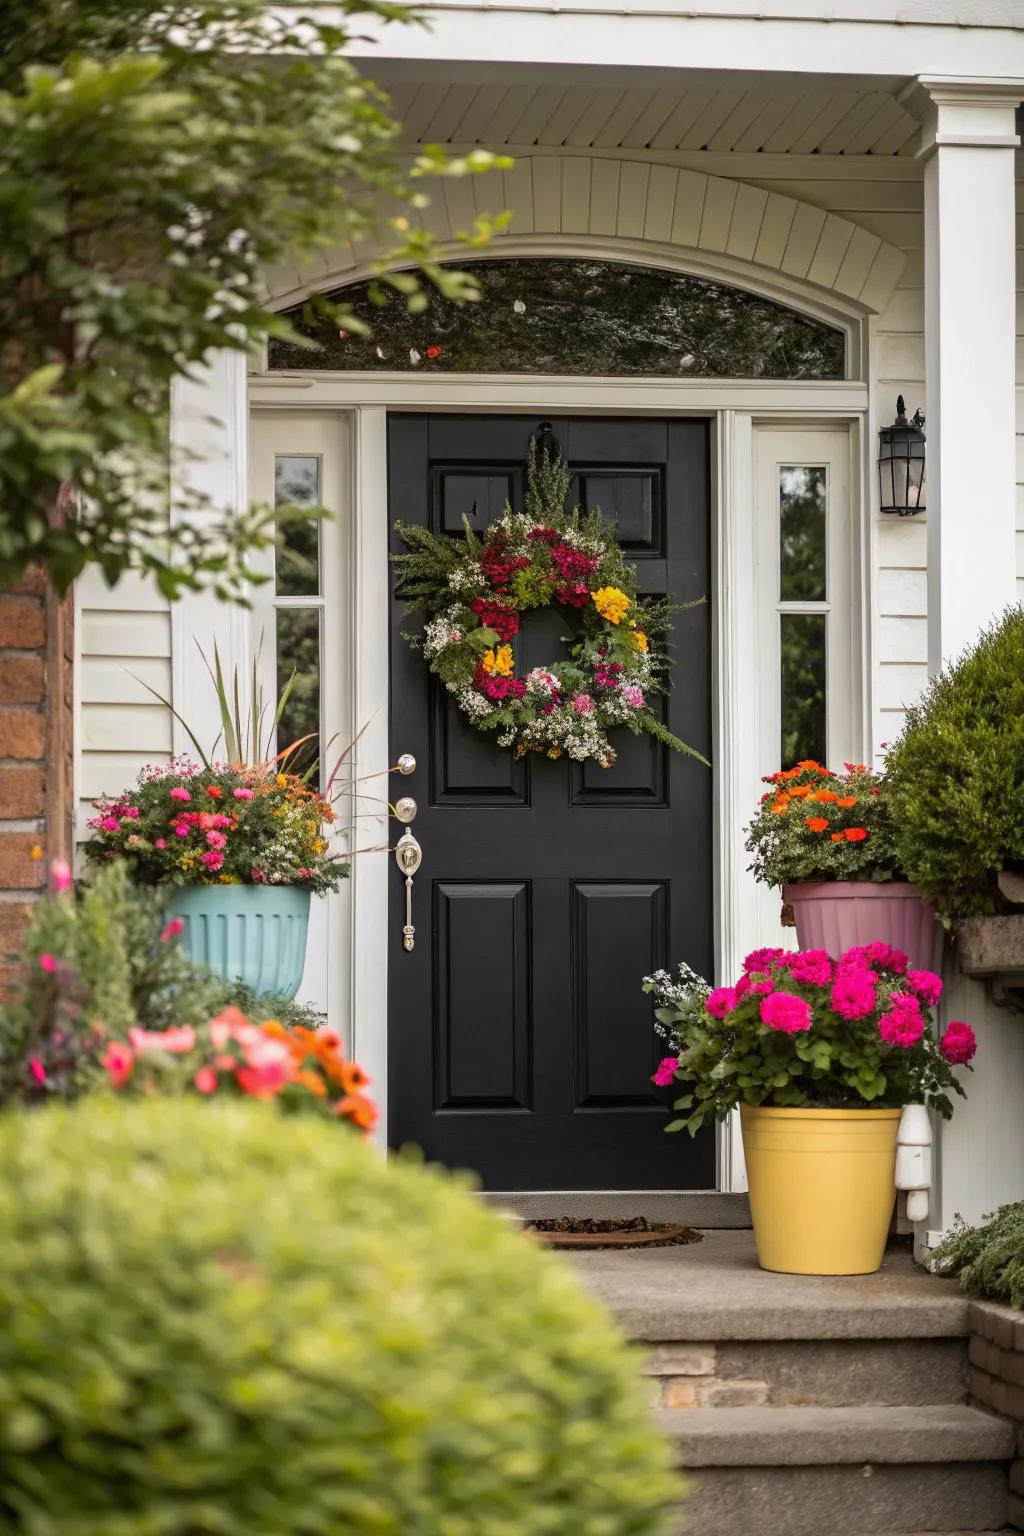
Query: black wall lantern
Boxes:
[{"xmin": 878, "ymin": 395, "xmax": 926, "ymax": 516}]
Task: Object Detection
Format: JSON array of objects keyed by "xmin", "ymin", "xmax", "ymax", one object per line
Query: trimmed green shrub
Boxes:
[
  {"xmin": 0, "ymin": 1099, "xmax": 680, "ymax": 1534},
  {"xmin": 930, "ymin": 1203, "xmax": 1024, "ymax": 1308},
  {"xmin": 885, "ymin": 606, "xmax": 1024, "ymax": 921}
]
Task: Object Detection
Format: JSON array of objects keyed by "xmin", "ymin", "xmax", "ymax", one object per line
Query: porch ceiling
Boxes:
[{"xmin": 377, "ymin": 76, "xmax": 922, "ymax": 157}]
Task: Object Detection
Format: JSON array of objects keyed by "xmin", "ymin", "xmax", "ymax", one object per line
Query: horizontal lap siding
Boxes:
[{"xmin": 76, "ymin": 570, "xmax": 172, "ymax": 841}]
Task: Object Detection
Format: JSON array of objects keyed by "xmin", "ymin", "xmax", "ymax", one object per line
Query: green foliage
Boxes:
[
  {"xmin": 745, "ymin": 761, "xmax": 902, "ymax": 889},
  {"xmin": 0, "ymin": 0, "xmax": 508, "ymax": 599},
  {"xmin": 0, "ymin": 1097, "xmax": 681, "ymax": 1534},
  {"xmin": 930, "ymin": 1203, "xmax": 1024, "ymax": 1308},
  {"xmin": 885, "ymin": 606, "xmax": 1024, "ymax": 921},
  {"xmin": 644, "ymin": 947, "xmax": 968, "ymax": 1138}
]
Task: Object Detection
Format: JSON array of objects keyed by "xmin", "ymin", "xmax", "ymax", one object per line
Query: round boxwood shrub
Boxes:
[
  {"xmin": 0, "ymin": 1099, "xmax": 680, "ymax": 1535},
  {"xmin": 885, "ymin": 605, "xmax": 1024, "ymax": 921}
]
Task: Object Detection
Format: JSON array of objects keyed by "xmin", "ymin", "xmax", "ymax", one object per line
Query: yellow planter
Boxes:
[{"xmin": 740, "ymin": 1105, "xmax": 901, "ymax": 1276}]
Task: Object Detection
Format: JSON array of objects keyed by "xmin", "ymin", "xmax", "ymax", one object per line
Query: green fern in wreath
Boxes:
[{"xmin": 392, "ymin": 440, "xmax": 709, "ymax": 770}]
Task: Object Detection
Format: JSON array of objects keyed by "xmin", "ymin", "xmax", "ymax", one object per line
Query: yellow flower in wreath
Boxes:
[
  {"xmin": 482, "ymin": 644, "xmax": 514, "ymax": 677},
  {"xmin": 631, "ymin": 629, "xmax": 649, "ymax": 653},
  {"xmin": 592, "ymin": 586, "xmax": 631, "ymax": 625}
]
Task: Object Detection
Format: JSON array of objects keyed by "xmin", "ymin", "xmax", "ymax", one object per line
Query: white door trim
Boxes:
[{"xmin": 249, "ymin": 373, "xmax": 869, "ymax": 1192}]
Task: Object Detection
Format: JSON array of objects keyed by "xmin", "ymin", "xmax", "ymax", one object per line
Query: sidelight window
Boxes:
[
  {"xmin": 272, "ymin": 453, "xmax": 323, "ymax": 783},
  {"xmin": 267, "ymin": 258, "xmax": 846, "ymax": 381}
]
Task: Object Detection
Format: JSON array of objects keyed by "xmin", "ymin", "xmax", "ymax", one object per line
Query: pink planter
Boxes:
[{"xmin": 782, "ymin": 881, "xmax": 943, "ymax": 972}]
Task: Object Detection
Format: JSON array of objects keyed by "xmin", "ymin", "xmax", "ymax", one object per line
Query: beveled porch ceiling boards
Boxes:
[{"xmin": 381, "ymin": 81, "xmax": 921, "ymax": 156}]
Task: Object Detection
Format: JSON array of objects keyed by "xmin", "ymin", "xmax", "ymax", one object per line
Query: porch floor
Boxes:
[{"xmin": 567, "ymin": 1228, "xmax": 968, "ymax": 1340}]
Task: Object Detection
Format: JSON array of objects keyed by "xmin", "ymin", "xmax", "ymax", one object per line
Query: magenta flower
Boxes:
[
  {"xmin": 760, "ymin": 992, "xmax": 811, "ymax": 1033},
  {"xmin": 154, "ymin": 838, "xmax": 167, "ymax": 850},
  {"xmin": 572, "ymin": 693, "xmax": 595, "ymax": 714},
  {"xmin": 160, "ymin": 916, "xmax": 185, "ymax": 944},
  {"xmin": 789, "ymin": 949, "xmax": 832, "ymax": 987},
  {"xmin": 200, "ymin": 851, "xmax": 224, "ymax": 871},
  {"xmin": 50, "ymin": 858, "xmax": 72, "ymax": 895},
  {"xmin": 205, "ymin": 830, "xmax": 228, "ymax": 850},
  {"xmin": 169, "ymin": 786, "xmax": 191, "ymax": 803},
  {"xmin": 734, "ymin": 974, "xmax": 752, "ymax": 1001},
  {"xmin": 749, "ymin": 977, "xmax": 775, "ymax": 996},
  {"xmin": 28, "ymin": 1058, "xmax": 46, "ymax": 1086},
  {"xmin": 743, "ymin": 947, "xmax": 786, "ymax": 974},
  {"xmin": 194, "ymin": 1066, "xmax": 218, "ymax": 1095},
  {"xmin": 121, "ymin": 806, "xmax": 140, "ymax": 820},
  {"xmin": 99, "ymin": 816, "xmax": 119, "ymax": 831},
  {"xmin": 907, "ymin": 968, "xmax": 942, "ymax": 1006},
  {"xmin": 652, "ymin": 1055, "xmax": 681, "ymax": 1086},
  {"xmin": 233, "ymin": 787, "xmax": 254, "ymax": 800},
  {"xmin": 38, "ymin": 953, "xmax": 58, "ymax": 975},
  {"xmin": 878, "ymin": 993, "xmax": 924, "ymax": 1048},
  {"xmin": 706, "ymin": 986, "xmax": 737, "ymax": 1019},
  {"xmin": 940, "ymin": 1019, "xmax": 977, "ymax": 1065},
  {"xmin": 174, "ymin": 824, "xmax": 190, "ymax": 838},
  {"xmin": 830, "ymin": 968, "xmax": 877, "ymax": 1021},
  {"xmin": 841, "ymin": 941, "xmax": 908, "ymax": 975}
]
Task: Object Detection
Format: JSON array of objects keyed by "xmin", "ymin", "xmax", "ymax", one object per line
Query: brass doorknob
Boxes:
[
  {"xmin": 394, "ymin": 796, "xmax": 417, "ymax": 825},
  {"xmin": 395, "ymin": 753, "xmax": 416, "ymax": 775}
]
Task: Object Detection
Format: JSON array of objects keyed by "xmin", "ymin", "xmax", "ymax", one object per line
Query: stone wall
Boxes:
[
  {"xmin": 0, "ymin": 572, "xmax": 74, "ymax": 1000},
  {"xmin": 969, "ymin": 1300, "xmax": 1024, "ymax": 1529}
]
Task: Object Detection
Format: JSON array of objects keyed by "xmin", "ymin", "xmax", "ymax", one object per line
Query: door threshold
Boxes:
[{"xmin": 479, "ymin": 1190, "xmax": 751, "ymax": 1228}]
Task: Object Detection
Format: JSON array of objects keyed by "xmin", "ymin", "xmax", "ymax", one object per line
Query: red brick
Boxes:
[
  {"xmin": 0, "ymin": 767, "xmax": 44, "ymax": 819},
  {"xmin": 10, "ymin": 568, "xmax": 47, "ymax": 598},
  {"xmin": 0, "ymin": 900, "xmax": 34, "ymax": 958},
  {"xmin": 0, "ymin": 710, "xmax": 44, "ymax": 760},
  {"xmin": 0, "ymin": 833, "xmax": 45, "ymax": 889},
  {"xmin": 0, "ymin": 656, "xmax": 44, "ymax": 705},
  {"xmin": 0, "ymin": 598, "xmax": 45, "ymax": 650}
]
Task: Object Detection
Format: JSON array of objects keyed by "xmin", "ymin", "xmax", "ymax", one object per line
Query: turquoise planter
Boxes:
[{"xmin": 166, "ymin": 885, "xmax": 311, "ymax": 1000}]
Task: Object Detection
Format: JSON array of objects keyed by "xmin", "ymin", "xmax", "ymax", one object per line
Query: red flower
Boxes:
[
  {"xmin": 844, "ymin": 827, "xmax": 868, "ymax": 842},
  {"xmin": 425, "ymin": 345, "xmax": 442, "ymax": 359},
  {"xmin": 206, "ymin": 786, "xmax": 223, "ymax": 799},
  {"xmin": 470, "ymin": 597, "xmax": 519, "ymax": 641}
]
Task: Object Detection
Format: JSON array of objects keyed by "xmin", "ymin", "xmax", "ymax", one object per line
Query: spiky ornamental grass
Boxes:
[{"xmin": 930, "ymin": 1204, "xmax": 1024, "ymax": 1308}]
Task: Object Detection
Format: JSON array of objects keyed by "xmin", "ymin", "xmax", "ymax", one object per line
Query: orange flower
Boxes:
[
  {"xmin": 295, "ymin": 1069, "xmax": 328, "ymax": 1098},
  {"xmin": 337, "ymin": 1093, "xmax": 378, "ymax": 1133},
  {"xmin": 770, "ymin": 800, "xmax": 789, "ymax": 815},
  {"xmin": 845, "ymin": 827, "xmax": 868, "ymax": 842},
  {"xmin": 340, "ymin": 1060, "xmax": 372, "ymax": 1095},
  {"xmin": 811, "ymin": 789, "xmax": 839, "ymax": 804},
  {"xmin": 830, "ymin": 832, "xmax": 844, "ymax": 843},
  {"xmin": 837, "ymin": 796, "xmax": 857, "ymax": 809},
  {"xmin": 796, "ymin": 759, "xmax": 822, "ymax": 771},
  {"xmin": 805, "ymin": 816, "xmax": 829, "ymax": 833},
  {"xmin": 788, "ymin": 785, "xmax": 812, "ymax": 799}
]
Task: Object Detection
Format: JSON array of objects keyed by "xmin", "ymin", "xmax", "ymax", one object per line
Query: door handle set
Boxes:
[{"xmin": 392, "ymin": 758, "xmax": 421, "ymax": 952}]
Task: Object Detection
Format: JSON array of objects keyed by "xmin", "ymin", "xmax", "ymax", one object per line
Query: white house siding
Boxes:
[{"xmin": 75, "ymin": 569, "xmax": 173, "ymax": 842}]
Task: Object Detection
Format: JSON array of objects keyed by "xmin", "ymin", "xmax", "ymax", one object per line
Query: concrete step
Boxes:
[
  {"xmin": 643, "ymin": 1335, "xmax": 968, "ymax": 1409},
  {"xmin": 663, "ymin": 1404, "xmax": 1014, "ymax": 1536}
]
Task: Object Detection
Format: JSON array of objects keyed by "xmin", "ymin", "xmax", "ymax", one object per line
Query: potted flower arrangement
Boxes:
[
  {"xmin": 745, "ymin": 759, "xmax": 941, "ymax": 970},
  {"xmin": 85, "ymin": 756, "xmax": 348, "ymax": 999},
  {"xmin": 645, "ymin": 943, "xmax": 975, "ymax": 1275}
]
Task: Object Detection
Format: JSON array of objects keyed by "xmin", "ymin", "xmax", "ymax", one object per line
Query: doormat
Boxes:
[{"xmin": 525, "ymin": 1217, "xmax": 703, "ymax": 1250}]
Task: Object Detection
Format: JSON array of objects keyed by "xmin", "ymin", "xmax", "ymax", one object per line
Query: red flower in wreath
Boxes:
[{"xmin": 425, "ymin": 345, "xmax": 442, "ymax": 359}]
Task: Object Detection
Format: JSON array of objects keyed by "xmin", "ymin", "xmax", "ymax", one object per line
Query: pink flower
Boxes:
[
  {"xmin": 907, "ymin": 969, "xmax": 943, "ymax": 1007},
  {"xmin": 38, "ymin": 953, "xmax": 58, "ymax": 974},
  {"xmin": 251, "ymin": 867, "xmax": 267, "ymax": 883},
  {"xmin": 760, "ymin": 992, "xmax": 812, "ymax": 1033},
  {"xmin": 174, "ymin": 824, "xmax": 190, "ymax": 838},
  {"xmin": 154, "ymin": 838, "xmax": 166, "ymax": 850},
  {"xmin": 734, "ymin": 974, "xmax": 752, "ymax": 1001},
  {"xmin": 652, "ymin": 1055, "xmax": 681, "ymax": 1086},
  {"xmin": 706, "ymin": 986, "xmax": 738, "ymax": 1019},
  {"xmin": 622, "ymin": 685, "xmax": 644, "ymax": 709},
  {"xmin": 233, "ymin": 787, "xmax": 254, "ymax": 800},
  {"xmin": 160, "ymin": 916, "xmax": 185, "ymax": 944},
  {"xmin": 789, "ymin": 949, "xmax": 833, "ymax": 987},
  {"xmin": 878, "ymin": 993, "xmax": 924, "ymax": 1048},
  {"xmin": 103, "ymin": 1041, "xmax": 134, "ymax": 1088},
  {"xmin": 200, "ymin": 851, "xmax": 224, "ymax": 871},
  {"xmin": 572, "ymin": 693, "xmax": 595, "ymax": 714},
  {"xmin": 940, "ymin": 1020, "xmax": 977, "ymax": 1065},
  {"xmin": 28, "ymin": 1058, "xmax": 46, "ymax": 1086},
  {"xmin": 841, "ymin": 942, "xmax": 908, "ymax": 975},
  {"xmin": 121, "ymin": 806, "xmax": 140, "ymax": 820},
  {"xmin": 194, "ymin": 1066, "xmax": 218, "ymax": 1094},
  {"xmin": 50, "ymin": 858, "xmax": 72, "ymax": 894},
  {"xmin": 169, "ymin": 786, "xmax": 191, "ymax": 802},
  {"xmin": 99, "ymin": 816, "xmax": 120, "ymax": 831},
  {"xmin": 205, "ymin": 830, "xmax": 227, "ymax": 850},
  {"xmin": 749, "ymin": 977, "xmax": 775, "ymax": 996},
  {"xmin": 743, "ymin": 947, "xmax": 786, "ymax": 974},
  {"xmin": 830, "ymin": 968, "xmax": 877, "ymax": 1021}
]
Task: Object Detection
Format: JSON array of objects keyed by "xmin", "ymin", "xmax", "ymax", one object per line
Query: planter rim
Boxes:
[
  {"xmin": 164, "ymin": 884, "xmax": 310, "ymax": 897},
  {"xmin": 782, "ymin": 880, "xmax": 925, "ymax": 901},
  {"xmin": 740, "ymin": 1105, "xmax": 902, "ymax": 1121}
]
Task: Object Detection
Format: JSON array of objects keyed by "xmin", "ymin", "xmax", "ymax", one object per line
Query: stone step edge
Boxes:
[
  {"xmin": 658, "ymin": 1402, "xmax": 1014, "ymax": 1468},
  {"xmin": 614, "ymin": 1297, "xmax": 970, "ymax": 1342}
]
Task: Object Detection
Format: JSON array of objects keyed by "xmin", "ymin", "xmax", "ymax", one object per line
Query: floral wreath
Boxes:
[{"xmin": 392, "ymin": 440, "xmax": 708, "ymax": 768}]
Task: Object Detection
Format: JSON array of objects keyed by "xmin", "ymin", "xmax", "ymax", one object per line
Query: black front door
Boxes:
[{"xmin": 387, "ymin": 414, "xmax": 713, "ymax": 1189}]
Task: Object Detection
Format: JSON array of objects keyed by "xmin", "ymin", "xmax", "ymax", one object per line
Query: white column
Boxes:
[
  {"xmin": 920, "ymin": 77, "xmax": 1022, "ymax": 676},
  {"xmin": 168, "ymin": 349, "xmax": 251, "ymax": 760}
]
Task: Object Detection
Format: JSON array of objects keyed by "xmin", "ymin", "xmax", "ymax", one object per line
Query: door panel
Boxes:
[{"xmin": 388, "ymin": 414, "xmax": 714, "ymax": 1190}]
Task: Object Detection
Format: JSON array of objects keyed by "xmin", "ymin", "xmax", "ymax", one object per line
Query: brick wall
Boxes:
[
  {"xmin": 0, "ymin": 571, "xmax": 74, "ymax": 1000},
  {"xmin": 969, "ymin": 1300, "xmax": 1024, "ymax": 1528}
]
